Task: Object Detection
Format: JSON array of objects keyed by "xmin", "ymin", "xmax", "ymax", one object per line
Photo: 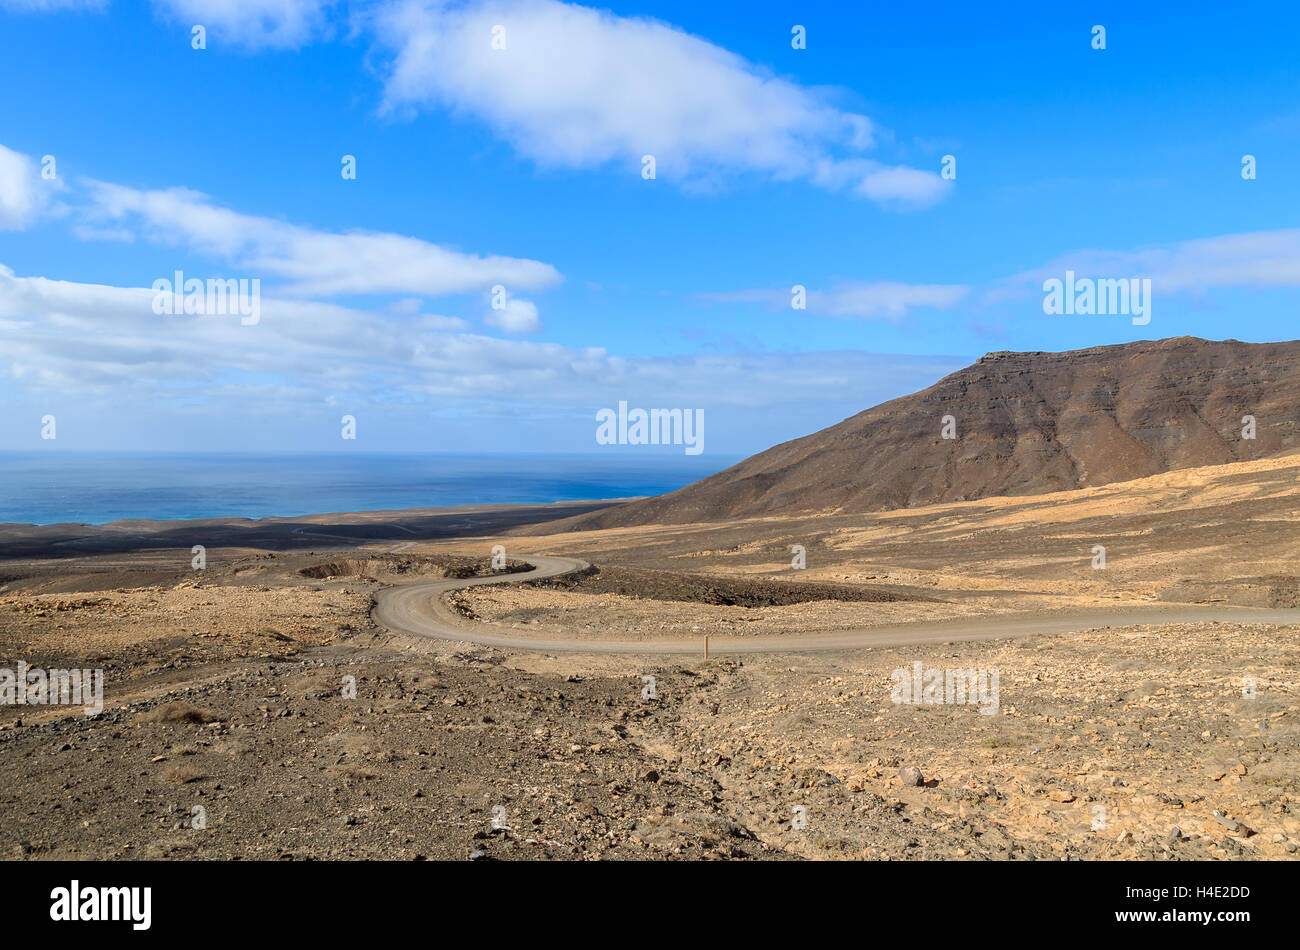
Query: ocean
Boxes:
[{"xmin": 0, "ymin": 452, "xmax": 736, "ymax": 526}]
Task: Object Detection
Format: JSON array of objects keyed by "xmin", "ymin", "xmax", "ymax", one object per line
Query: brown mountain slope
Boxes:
[{"xmin": 552, "ymin": 336, "xmax": 1300, "ymax": 529}]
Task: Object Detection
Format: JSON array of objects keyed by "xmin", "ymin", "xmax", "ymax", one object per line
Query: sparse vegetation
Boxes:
[{"xmin": 136, "ymin": 703, "xmax": 220, "ymax": 725}]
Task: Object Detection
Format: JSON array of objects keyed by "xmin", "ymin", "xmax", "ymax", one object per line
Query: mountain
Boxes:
[{"xmin": 557, "ymin": 336, "xmax": 1300, "ymax": 529}]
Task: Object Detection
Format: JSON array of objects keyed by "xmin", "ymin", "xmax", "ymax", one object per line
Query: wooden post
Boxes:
[{"xmin": 704, "ymin": 636, "xmax": 709, "ymax": 659}]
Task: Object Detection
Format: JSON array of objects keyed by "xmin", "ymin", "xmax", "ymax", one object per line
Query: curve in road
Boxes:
[{"xmin": 373, "ymin": 555, "xmax": 1300, "ymax": 656}]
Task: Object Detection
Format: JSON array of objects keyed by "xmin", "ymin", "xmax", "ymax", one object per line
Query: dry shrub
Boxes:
[
  {"xmin": 137, "ymin": 702, "xmax": 219, "ymax": 725},
  {"xmin": 163, "ymin": 764, "xmax": 205, "ymax": 784},
  {"xmin": 327, "ymin": 764, "xmax": 377, "ymax": 782}
]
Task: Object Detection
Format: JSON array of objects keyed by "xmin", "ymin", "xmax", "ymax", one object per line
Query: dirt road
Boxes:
[{"xmin": 373, "ymin": 555, "xmax": 1300, "ymax": 654}]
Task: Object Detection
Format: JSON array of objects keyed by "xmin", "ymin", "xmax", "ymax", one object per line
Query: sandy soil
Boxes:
[
  {"xmin": 1, "ymin": 455, "xmax": 1298, "ymax": 860},
  {"xmin": 452, "ymin": 584, "xmax": 1002, "ymax": 641}
]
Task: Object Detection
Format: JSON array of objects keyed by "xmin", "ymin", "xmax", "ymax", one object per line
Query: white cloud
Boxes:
[
  {"xmin": 987, "ymin": 228, "xmax": 1300, "ymax": 305},
  {"xmin": 855, "ymin": 165, "xmax": 952, "ymax": 208},
  {"xmin": 151, "ymin": 0, "xmax": 337, "ymax": 49},
  {"xmin": 813, "ymin": 282, "xmax": 969, "ymax": 319},
  {"xmin": 700, "ymin": 281, "xmax": 969, "ymax": 321},
  {"xmin": 0, "ymin": 262, "xmax": 960, "ymax": 418},
  {"xmin": 0, "ymin": 262, "xmax": 525, "ymax": 393},
  {"xmin": 375, "ymin": 0, "xmax": 950, "ymax": 208},
  {"xmin": 7, "ymin": 1, "xmax": 950, "ymax": 205},
  {"xmin": 387, "ymin": 297, "xmax": 424, "ymax": 314},
  {"xmin": 483, "ymin": 295, "xmax": 540, "ymax": 332},
  {"xmin": 708, "ymin": 227, "xmax": 1300, "ymax": 321},
  {"xmin": 82, "ymin": 180, "xmax": 562, "ymax": 298},
  {"xmin": 0, "ymin": 145, "xmax": 50, "ymax": 230}
]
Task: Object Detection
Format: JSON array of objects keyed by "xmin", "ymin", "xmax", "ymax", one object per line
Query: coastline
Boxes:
[{"xmin": 0, "ymin": 497, "xmax": 627, "ymax": 559}]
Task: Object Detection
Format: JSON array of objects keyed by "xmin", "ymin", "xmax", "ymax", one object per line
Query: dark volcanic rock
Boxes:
[{"xmin": 553, "ymin": 337, "xmax": 1300, "ymax": 527}]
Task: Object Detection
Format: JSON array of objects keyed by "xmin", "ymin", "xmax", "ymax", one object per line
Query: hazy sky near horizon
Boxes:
[{"xmin": 2, "ymin": 0, "xmax": 1299, "ymax": 454}]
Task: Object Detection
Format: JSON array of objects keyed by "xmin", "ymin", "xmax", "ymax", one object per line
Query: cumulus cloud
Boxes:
[
  {"xmin": 9, "ymin": 1, "xmax": 950, "ymax": 205},
  {"xmin": 82, "ymin": 180, "xmax": 562, "ymax": 298},
  {"xmin": 0, "ymin": 145, "xmax": 52, "ymax": 230},
  {"xmin": 483, "ymin": 295, "xmax": 540, "ymax": 332},
  {"xmin": 0, "ymin": 262, "xmax": 534, "ymax": 393},
  {"xmin": 374, "ymin": 0, "xmax": 950, "ymax": 208},
  {"xmin": 151, "ymin": 0, "xmax": 338, "ymax": 49},
  {"xmin": 0, "ymin": 262, "xmax": 961, "ymax": 417},
  {"xmin": 855, "ymin": 165, "xmax": 953, "ymax": 207}
]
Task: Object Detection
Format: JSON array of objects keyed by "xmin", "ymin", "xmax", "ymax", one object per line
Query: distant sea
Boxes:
[{"xmin": 0, "ymin": 453, "xmax": 737, "ymax": 526}]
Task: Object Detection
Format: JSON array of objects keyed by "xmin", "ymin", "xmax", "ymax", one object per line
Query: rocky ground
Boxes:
[
  {"xmin": 2, "ymin": 611, "xmax": 1296, "ymax": 860},
  {"xmin": 1, "ymin": 457, "xmax": 1298, "ymax": 861},
  {"xmin": 0, "ymin": 646, "xmax": 790, "ymax": 861}
]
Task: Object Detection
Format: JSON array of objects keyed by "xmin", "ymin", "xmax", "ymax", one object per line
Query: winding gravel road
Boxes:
[{"xmin": 373, "ymin": 555, "xmax": 1300, "ymax": 655}]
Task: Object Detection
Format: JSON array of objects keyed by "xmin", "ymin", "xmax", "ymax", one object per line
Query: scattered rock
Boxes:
[{"xmin": 898, "ymin": 766, "xmax": 924, "ymax": 787}]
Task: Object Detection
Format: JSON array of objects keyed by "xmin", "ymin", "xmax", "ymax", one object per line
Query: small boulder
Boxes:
[{"xmin": 898, "ymin": 766, "xmax": 924, "ymax": 787}]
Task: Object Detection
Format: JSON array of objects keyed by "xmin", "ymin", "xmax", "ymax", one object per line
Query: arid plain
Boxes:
[{"xmin": 1, "ymin": 451, "xmax": 1297, "ymax": 861}]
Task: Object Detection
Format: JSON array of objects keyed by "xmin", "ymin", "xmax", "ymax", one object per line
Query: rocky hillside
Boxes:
[{"xmin": 559, "ymin": 336, "xmax": 1300, "ymax": 527}]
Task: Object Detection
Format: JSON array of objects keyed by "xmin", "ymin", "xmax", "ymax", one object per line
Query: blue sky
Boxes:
[{"xmin": 2, "ymin": 0, "xmax": 1298, "ymax": 455}]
